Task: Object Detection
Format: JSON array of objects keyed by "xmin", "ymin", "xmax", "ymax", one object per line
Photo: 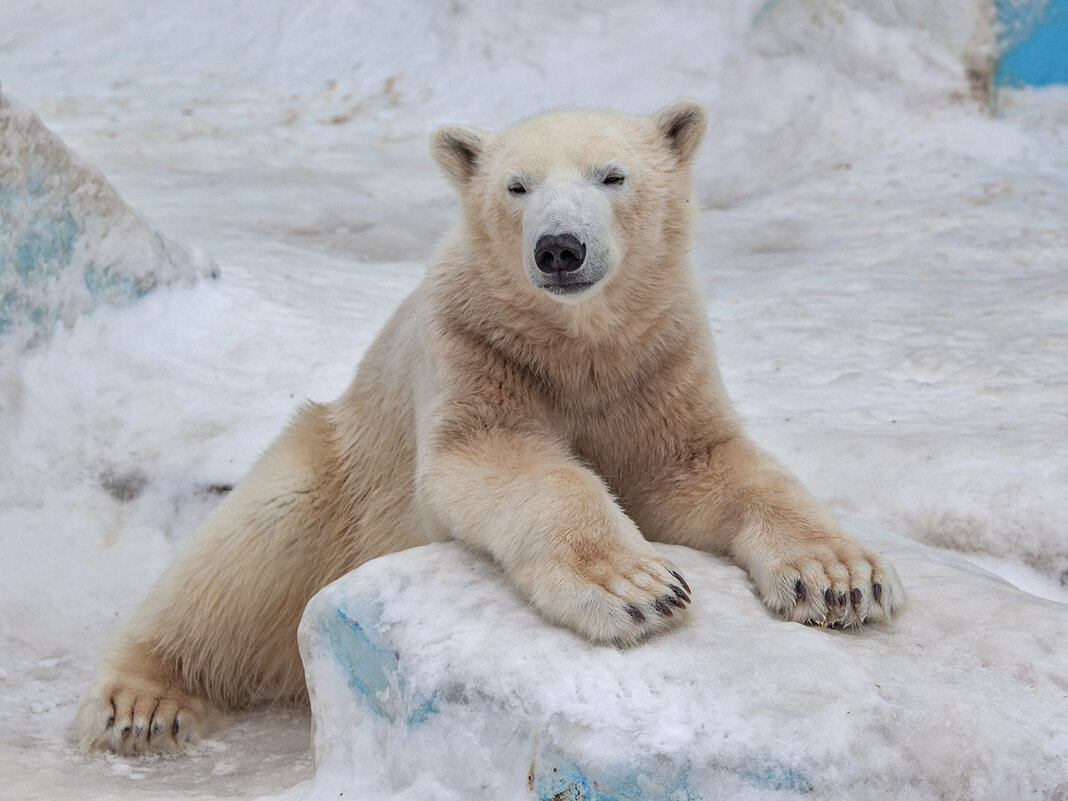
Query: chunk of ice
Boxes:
[{"xmin": 298, "ymin": 517, "xmax": 1068, "ymax": 800}]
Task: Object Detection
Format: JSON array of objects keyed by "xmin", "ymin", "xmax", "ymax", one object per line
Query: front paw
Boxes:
[
  {"xmin": 747, "ymin": 534, "xmax": 905, "ymax": 627},
  {"xmin": 520, "ymin": 545, "xmax": 692, "ymax": 647}
]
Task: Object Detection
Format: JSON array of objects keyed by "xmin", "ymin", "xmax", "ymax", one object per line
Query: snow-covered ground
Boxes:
[{"xmin": 1, "ymin": 1, "xmax": 1066, "ymax": 799}]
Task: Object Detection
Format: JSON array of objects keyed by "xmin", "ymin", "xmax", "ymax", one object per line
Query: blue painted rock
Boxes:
[
  {"xmin": 298, "ymin": 518, "xmax": 1068, "ymax": 800},
  {"xmin": 0, "ymin": 91, "xmax": 216, "ymax": 349}
]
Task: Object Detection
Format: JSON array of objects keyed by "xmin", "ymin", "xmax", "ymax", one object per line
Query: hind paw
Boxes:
[{"xmin": 76, "ymin": 675, "xmax": 215, "ymax": 754}]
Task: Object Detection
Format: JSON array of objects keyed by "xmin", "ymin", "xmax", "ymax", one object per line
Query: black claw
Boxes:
[
  {"xmin": 625, "ymin": 605, "xmax": 645, "ymax": 622},
  {"xmin": 795, "ymin": 579, "xmax": 807, "ymax": 602},
  {"xmin": 670, "ymin": 571, "xmax": 690, "ymax": 595},
  {"xmin": 173, "ymin": 719, "xmax": 180, "ymax": 736},
  {"xmin": 665, "ymin": 594, "xmax": 685, "ymax": 609},
  {"xmin": 851, "ymin": 588, "xmax": 862, "ymax": 607},
  {"xmin": 873, "ymin": 583, "xmax": 883, "ymax": 603},
  {"xmin": 105, "ymin": 715, "xmax": 115, "ymax": 728},
  {"xmin": 824, "ymin": 588, "xmax": 835, "ymax": 607},
  {"xmin": 670, "ymin": 584, "xmax": 691, "ymax": 604},
  {"xmin": 653, "ymin": 599, "xmax": 673, "ymax": 617},
  {"xmin": 837, "ymin": 592, "xmax": 847, "ymax": 607},
  {"xmin": 151, "ymin": 722, "xmax": 162, "ymax": 736},
  {"xmin": 120, "ymin": 725, "xmax": 131, "ymax": 738}
]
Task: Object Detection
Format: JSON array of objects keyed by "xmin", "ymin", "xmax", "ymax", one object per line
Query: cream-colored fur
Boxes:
[{"xmin": 76, "ymin": 100, "xmax": 904, "ymax": 754}]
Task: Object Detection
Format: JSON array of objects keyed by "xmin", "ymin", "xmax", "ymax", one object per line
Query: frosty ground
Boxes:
[{"xmin": 1, "ymin": 1, "xmax": 1066, "ymax": 799}]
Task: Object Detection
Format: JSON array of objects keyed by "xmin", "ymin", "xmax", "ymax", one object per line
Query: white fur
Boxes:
[{"xmin": 519, "ymin": 174, "xmax": 618, "ymax": 298}]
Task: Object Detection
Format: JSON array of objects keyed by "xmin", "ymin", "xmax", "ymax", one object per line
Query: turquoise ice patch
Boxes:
[
  {"xmin": 996, "ymin": 0, "xmax": 1068, "ymax": 86},
  {"xmin": 319, "ymin": 608, "xmax": 437, "ymax": 727},
  {"xmin": 532, "ymin": 752, "xmax": 811, "ymax": 800},
  {"xmin": 0, "ymin": 172, "xmax": 80, "ymax": 336}
]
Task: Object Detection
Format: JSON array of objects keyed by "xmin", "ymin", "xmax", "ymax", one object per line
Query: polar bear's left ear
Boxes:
[
  {"xmin": 653, "ymin": 99, "xmax": 708, "ymax": 165},
  {"xmin": 431, "ymin": 124, "xmax": 487, "ymax": 188}
]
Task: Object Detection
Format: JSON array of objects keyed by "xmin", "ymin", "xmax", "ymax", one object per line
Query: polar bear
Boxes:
[{"xmin": 76, "ymin": 100, "xmax": 904, "ymax": 754}]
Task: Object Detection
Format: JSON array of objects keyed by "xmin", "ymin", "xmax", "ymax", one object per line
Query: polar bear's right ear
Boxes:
[{"xmin": 431, "ymin": 125, "xmax": 487, "ymax": 187}]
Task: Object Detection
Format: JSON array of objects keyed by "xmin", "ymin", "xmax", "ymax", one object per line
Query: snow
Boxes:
[
  {"xmin": 299, "ymin": 524, "xmax": 1068, "ymax": 800},
  {"xmin": 0, "ymin": 0, "xmax": 1065, "ymax": 799}
]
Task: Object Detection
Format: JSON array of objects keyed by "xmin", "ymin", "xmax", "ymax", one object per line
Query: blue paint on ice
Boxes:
[
  {"xmin": 996, "ymin": 0, "xmax": 1068, "ymax": 87},
  {"xmin": 83, "ymin": 258, "xmax": 143, "ymax": 305},
  {"xmin": 741, "ymin": 761, "xmax": 813, "ymax": 793},
  {"xmin": 319, "ymin": 608, "xmax": 437, "ymax": 726},
  {"xmin": 534, "ymin": 756, "xmax": 644, "ymax": 801},
  {"xmin": 14, "ymin": 212, "xmax": 77, "ymax": 276},
  {"xmin": 0, "ymin": 168, "xmax": 81, "ymax": 336},
  {"xmin": 533, "ymin": 753, "xmax": 812, "ymax": 800}
]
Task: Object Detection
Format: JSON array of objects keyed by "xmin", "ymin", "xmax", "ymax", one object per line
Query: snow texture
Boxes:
[
  {"xmin": 299, "ymin": 524, "xmax": 1068, "ymax": 801},
  {"xmin": 0, "ymin": 90, "xmax": 216, "ymax": 351},
  {"xmin": 0, "ymin": 0, "xmax": 1066, "ymax": 799}
]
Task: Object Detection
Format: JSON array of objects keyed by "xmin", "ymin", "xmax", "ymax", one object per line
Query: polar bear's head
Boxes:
[{"xmin": 431, "ymin": 100, "xmax": 707, "ymax": 307}]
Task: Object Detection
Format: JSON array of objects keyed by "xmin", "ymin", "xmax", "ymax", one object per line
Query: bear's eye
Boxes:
[
  {"xmin": 602, "ymin": 173, "xmax": 625, "ymax": 187},
  {"xmin": 507, "ymin": 182, "xmax": 527, "ymax": 195}
]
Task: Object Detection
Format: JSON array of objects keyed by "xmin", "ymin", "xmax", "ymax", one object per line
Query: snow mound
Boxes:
[
  {"xmin": 753, "ymin": 0, "xmax": 994, "ymax": 98},
  {"xmin": 299, "ymin": 517, "xmax": 1068, "ymax": 801},
  {"xmin": 0, "ymin": 90, "xmax": 216, "ymax": 350}
]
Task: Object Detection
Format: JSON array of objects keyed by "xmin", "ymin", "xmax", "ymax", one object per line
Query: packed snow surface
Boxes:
[
  {"xmin": 300, "ymin": 526, "xmax": 1068, "ymax": 801},
  {"xmin": 0, "ymin": 0, "xmax": 1066, "ymax": 799}
]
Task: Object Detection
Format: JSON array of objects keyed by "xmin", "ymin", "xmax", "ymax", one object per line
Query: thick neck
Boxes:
[{"xmin": 429, "ymin": 226, "xmax": 711, "ymax": 409}]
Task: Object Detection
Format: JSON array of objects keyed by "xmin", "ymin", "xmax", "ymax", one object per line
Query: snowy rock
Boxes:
[
  {"xmin": 0, "ymin": 90, "xmax": 216, "ymax": 349},
  {"xmin": 298, "ymin": 516, "xmax": 1068, "ymax": 801}
]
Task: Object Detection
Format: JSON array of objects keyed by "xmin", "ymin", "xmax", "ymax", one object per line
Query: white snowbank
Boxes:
[
  {"xmin": 0, "ymin": 91, "xmax": 216, "ymax": 351},
  {"xmin": 299, "ymin": 521, "xmax": 1068, "ymax": 801}
]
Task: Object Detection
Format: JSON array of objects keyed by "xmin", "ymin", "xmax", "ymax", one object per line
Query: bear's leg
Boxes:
[
  {"xmin": 418, "ymin": 429, "xmax": 692, "ymax": 646},
  {"xmin": 634, "ymin": 435, "xmax": 905, "ymax": 627},
  {"xmin": 78, "ymin": 403, "xmax": 360, "ymax": 753}
]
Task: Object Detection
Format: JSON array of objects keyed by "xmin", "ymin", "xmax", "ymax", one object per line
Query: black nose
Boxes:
[{"xmin": 534, "ymin": 233, "xmax": 586, "ymax": 274}]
